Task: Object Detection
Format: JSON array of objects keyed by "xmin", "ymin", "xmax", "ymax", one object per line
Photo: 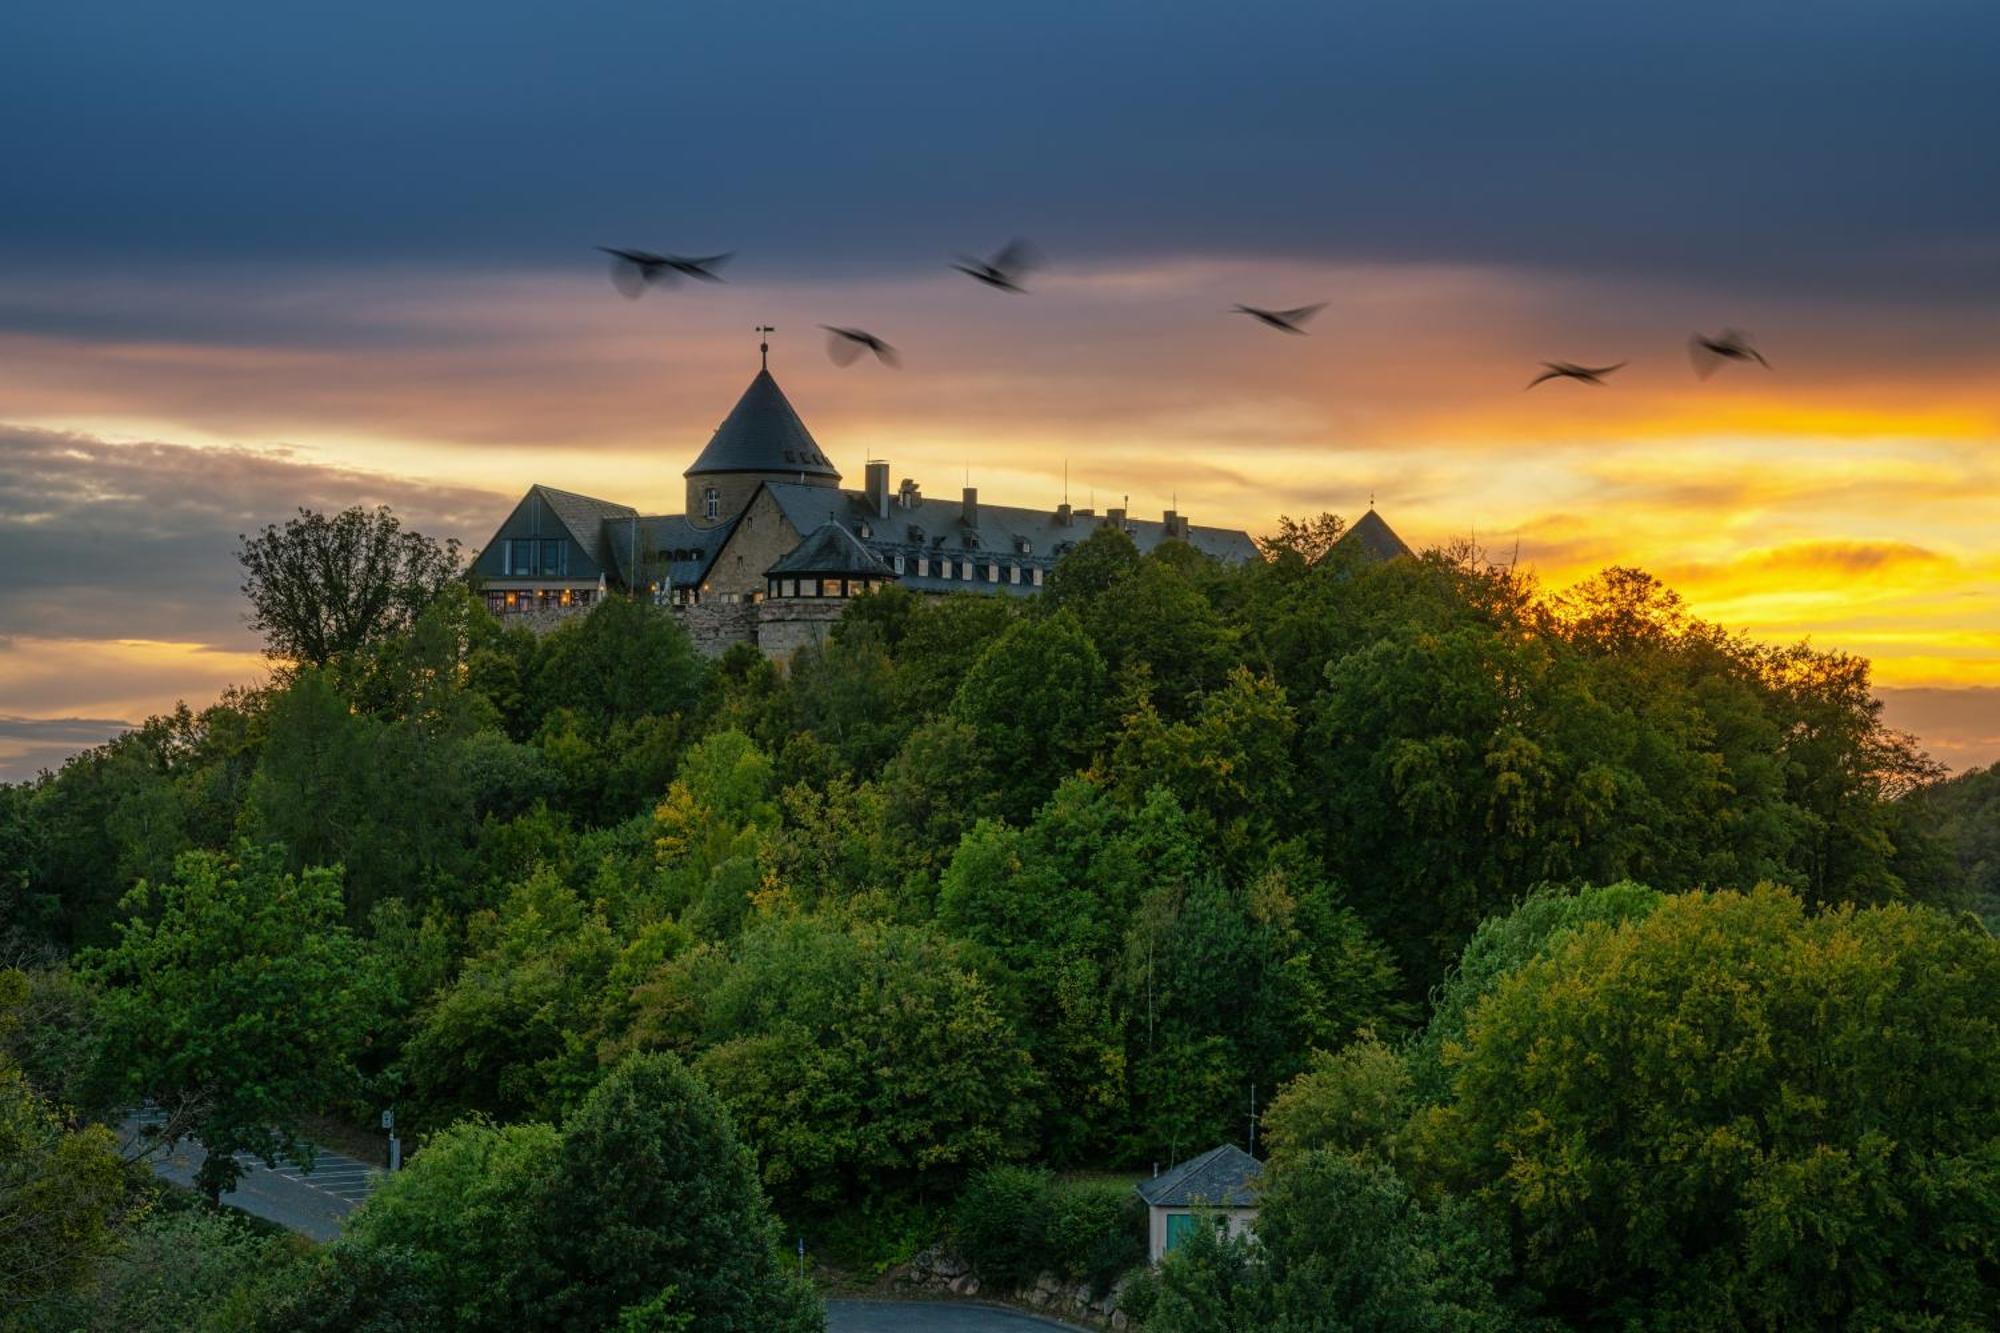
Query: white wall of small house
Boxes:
[{"xmin": 1147, "ymin": 1204, "xmax": 1257, "ymax": 1265}]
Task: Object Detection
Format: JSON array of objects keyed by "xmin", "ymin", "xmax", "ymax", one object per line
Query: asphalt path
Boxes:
[
  {"xmin": 828, "ymin": 1301, "xmax": 1086, "ymax": 1332},
  {"xmin": 121, "ymin": 1112, "xmax": 382, "ymax": 1242}
]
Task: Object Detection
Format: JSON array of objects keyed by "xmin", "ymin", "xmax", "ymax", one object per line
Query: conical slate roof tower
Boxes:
[{"xmin": 683, "ymin": 358, "xmax": 841, "ymax": 525}]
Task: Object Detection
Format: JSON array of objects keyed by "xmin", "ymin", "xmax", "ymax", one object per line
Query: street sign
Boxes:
[{"xmin": 381, "ymin": 1110, "xmax": 394, "ymax": 1130}]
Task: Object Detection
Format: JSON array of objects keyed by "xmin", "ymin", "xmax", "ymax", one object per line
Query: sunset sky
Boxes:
[{"xmin": 4, "ymin": 1, "xmax": 1999, "ymax": 780}]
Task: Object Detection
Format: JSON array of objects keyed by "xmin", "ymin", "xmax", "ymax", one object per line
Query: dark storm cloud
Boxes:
[
  {"xmin": 4, "ymin": 2, "xmax": 1998, "ymax": 296},
  {"xmin": 0, "ymin": 715, "xmax": 135, "ymax": 784},
  {"xmin": 0, "ymin": 426, "xmax": 505, "ymax": 646}
]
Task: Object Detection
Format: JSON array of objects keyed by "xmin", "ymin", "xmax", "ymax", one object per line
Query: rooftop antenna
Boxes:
[
  {"xmin": 1064, "ymin": 459, "xmax": 1070, "ymax": 505},
  {"xmin": 1369, "ymin": 489, "xmax": 1376, "ymax": 509},
  {"xmin": 756, "ymin": 325, "xmax": 775, "ymax": 370}
]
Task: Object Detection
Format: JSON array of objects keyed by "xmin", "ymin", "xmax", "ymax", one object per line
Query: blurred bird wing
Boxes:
[
  {"xmin": 1721, "ymin": 330, "xmax": 1770, "ymax": 366},
  {"xmin": 606, "ymin": 256, "xmax": 648, "ymax": 299},
  {"xmin": 1584, "ymin": 362, "xmax": 1626, "ymax": 377},
  {"xmin": 682, "ymin": 252, "xmax": 733, "ymax": 275},
  {"xmin": 1525, "ymin": 366, "xmax": 1565, "ymax": 388},
  {"xmin": 991, "ymin": 238, "xmax": 1042, "ymax": 275},
  {"xmin": 875, "ymin": 341, "xmax": 902, "ymax": 368},
  {"xmin": 1276, "ymin": 303, "xmax": 1326, "ymax": 325},
  {"xmin": 1688, "ymin": 335, "xmax": 1724, "ymax": 379},
  {"xmin": 823, "ymin": 328, "xmax": 866, "ymax": 366}
]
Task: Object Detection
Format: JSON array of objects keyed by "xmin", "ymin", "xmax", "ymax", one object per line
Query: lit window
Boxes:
[
  {"xmin": 704, "ymin": 487, "xmax": 720, "ymax": 519},
  {"xmin": 1031, "ymin": 567, "xmax": 1043, "ymax": 586}
]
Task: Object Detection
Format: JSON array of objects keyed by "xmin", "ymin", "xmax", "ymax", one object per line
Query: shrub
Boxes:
[
  {"xmin": 1044, "ymin": 1180, "xmax": 1147, "ymax": 1294},
  {"xmin": 948, "ymin": 1165, "xmax": 1052, "ymax": 1291},
  {"xmin": 950, "ymin": 1167, "xmax": 1147, "ymax": 1296}
]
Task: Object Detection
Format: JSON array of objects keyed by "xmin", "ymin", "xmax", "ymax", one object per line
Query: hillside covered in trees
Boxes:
[{"xmin": 3, "ymin": 508, "xmax": 1995, "ymax": 1330}]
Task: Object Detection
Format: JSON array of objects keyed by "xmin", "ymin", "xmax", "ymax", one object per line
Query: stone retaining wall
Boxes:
[{"xmin": 886, "ymin": 1245, "xmax": 1133, "ymax": 1329}]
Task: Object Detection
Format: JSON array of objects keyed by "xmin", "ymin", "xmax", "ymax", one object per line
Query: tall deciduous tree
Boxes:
[
  {"xmin": 238, "ymin": 505, "xmax": 462, "ymax": 667},
  {"xmin": 1411, "ymin": 886, "xmax": 2000, "ymax": 1327},
  {"xmin": 625, "ymin": 917, "xmax": 1038, "ymax": 1216},
  {"xmin": 81, "ymin": 845, "xmax": 379, "ymax": 1200},
  {"xmin": 543, "ymin": 1053, "xmax": 821, "ymax": 1332},
  {"xmin": 0, "ymin": 971, "xmax": 125, "ymax": 1315}
]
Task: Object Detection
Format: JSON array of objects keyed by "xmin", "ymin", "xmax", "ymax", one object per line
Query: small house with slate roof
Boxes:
[
  {"xmin": 1137, "ymin": 1144, "xmax": 1264, "ymax": 1264},
  {"xmin": 470, "ymin": 348, "xmax": 1412, "ymax": 656}
]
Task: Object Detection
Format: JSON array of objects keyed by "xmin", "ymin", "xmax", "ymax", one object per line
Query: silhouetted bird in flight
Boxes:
[
  {"xmin": 1526, "ymin": 361, "xmax": 1626, "ymax": 389},
  {"xmin": 822, "ymin": 326, "xmax": 901, "ymax": 368},
  {"xmin": 952, "ymin": 239, "xmax": 1043, "ymax": 292},
  {"xmin": 596, "ymin": 247, "xmax": 733, "ymax": 297},
  {"xmin": 1234, "ymin": 303, "xmax": 1326, "ymax": 335},
  {"xmin": 1688, "ymin": 329, "xmax": 1770, "ymax": 378}
]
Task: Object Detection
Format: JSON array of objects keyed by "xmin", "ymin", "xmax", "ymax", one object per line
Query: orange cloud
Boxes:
[{"xmin": 3, "ymin": 253, "xmax": 1998, "ymax": 761}]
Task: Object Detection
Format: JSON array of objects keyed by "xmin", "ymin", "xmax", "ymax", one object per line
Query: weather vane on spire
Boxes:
[{"xmin": 756, "ymin": 325, "xmax": 775, "ymax": 370}]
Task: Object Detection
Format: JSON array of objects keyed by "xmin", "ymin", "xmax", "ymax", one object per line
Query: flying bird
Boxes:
[
  {"xmin": 1526, "ymin": 361, "xmax": 1627, "ymax": 389},
  {"xmin": 1233, "ymin": 303, "xmax": 1326, "ymax": 335},
  {"xmin": 1688, "ymin": 329, "xmax": 1770, "ymax": 379},
  {"xmin": 821, "ymin": 325, "xmax": 901, "ymax": 368},
  {"xmin": 595, "ymin": 247, "xmax": 733, "ymax": 297},
  {"xmin": 952, "ymin": 238, "xmax": 1043, "ymax": 292}
]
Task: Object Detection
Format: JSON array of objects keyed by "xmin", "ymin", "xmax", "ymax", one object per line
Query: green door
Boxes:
[{"xmin": 1164, "ymin": 1212, "xmax": 1197, "ymax": 1253}]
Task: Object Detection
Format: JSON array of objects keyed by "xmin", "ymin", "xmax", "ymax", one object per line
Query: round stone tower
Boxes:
[{"xmin": 683, "ymin": 361, "xmax": 840, "ymax": 527}]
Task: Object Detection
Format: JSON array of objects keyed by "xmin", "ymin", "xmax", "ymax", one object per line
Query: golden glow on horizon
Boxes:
[{"xmin": 3, "ymin": 255, "xmax": 1998, "ymax": 761}]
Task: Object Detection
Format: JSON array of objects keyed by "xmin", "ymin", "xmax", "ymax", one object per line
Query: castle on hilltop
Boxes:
[{"xmin": 471, "ymin": 349, "xmax": 1410, "ymax": 657}]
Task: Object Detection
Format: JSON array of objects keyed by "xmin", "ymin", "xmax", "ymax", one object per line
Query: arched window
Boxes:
[{"xmin": 704, "ymin": 487, "xmax": 720, "ymax": 519}]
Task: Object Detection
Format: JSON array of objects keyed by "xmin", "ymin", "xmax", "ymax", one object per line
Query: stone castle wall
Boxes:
[
  {"xmin": 753, "ymin": 597, "xmax": 846, "ymax": 660},
  {"xmin": 674, "ymin": 600, "xmax": 760, "ymax": 656},
  {"xmin": 503, "ymin": 592, "xmax": 856, "ymax": 665}
]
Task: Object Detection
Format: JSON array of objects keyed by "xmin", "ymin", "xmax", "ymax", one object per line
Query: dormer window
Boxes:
[
  {"xmin": 892, "ymin": 554, "xmax": 905, "ymax": 574},
  {"xmin": 704, "ymin": 487, "xmax": 720, "ymax": 520}
]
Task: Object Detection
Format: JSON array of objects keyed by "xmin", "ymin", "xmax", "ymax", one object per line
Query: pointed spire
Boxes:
[{"xmin": 684, "ymin": 365, "xmax": 840, "ymax": 481}]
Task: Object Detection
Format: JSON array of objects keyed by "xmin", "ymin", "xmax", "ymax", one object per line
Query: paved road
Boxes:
[
  {"xmin": 121, "ymin": 1113, "xmax": 383, "ymax": 1242},
  {"xmin": 828, "ymin": 1301, "xmax": 1084, "ymax": 1332}
]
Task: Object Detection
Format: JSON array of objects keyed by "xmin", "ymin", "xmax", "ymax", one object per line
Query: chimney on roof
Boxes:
[
  {"xmin": 1164, "ymin": 508, "xmax": 1188, "ymax": 540},
  {"xmin": 866, "ymin": 461, "xmax": 891, "ymax": 518},
  {"xmin": 962, "ymin": 486, "xmax": 979, "ymax": 528},
  {"xmin": 1107, "ymin": 506, "xmax": 1126, "ymax": 530},
  {"xmin": 898, "ymin": 477, "xmax": 920, "ymax": 509},
  {"xmin": 1056, "ymin": 501, "xmax": 1072, "ymax": 527}
]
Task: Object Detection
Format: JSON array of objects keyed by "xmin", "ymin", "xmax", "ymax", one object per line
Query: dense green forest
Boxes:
[{"xmin": 3, "ymin": 507, "xmax": 1995, "ymax": 1330}]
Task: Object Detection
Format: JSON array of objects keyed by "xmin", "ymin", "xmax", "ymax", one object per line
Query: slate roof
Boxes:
[
  {"xmin": 684, "ymin": 369, "xmax": 840, "ymax": 480},
  {"xmin": 602, "ymin": 513, "xmax": 739, "ymax": 592},
  {"xmin": 758, "ymin": 483, "xmax": 1260, "ymax": 595},
  {"xmin": 1136, "ymin": 1145, "xmax": 1263, "ymax": 1209},
  {"xmin": 532, "ymin": 484, "xmax": 637, "ymax": 569},
  {"xmin": 766, "ymin": 521, "xmax": 896, "ymax": 578},
  {"xmin": 1329, "ymin": 508, "xmax": 1414, "ymax": 562}
]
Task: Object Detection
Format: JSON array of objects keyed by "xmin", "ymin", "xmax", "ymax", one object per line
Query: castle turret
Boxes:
[{"xmin": 684, "ymin": 362, "xmax": 840, "ymax": 526}]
